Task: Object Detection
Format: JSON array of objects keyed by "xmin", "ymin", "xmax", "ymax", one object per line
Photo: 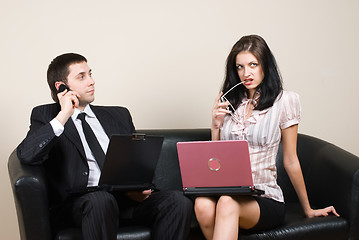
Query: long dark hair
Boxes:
[{"xmin": 222, "ymin": 35, "xmax": 283, "ymax": 111}]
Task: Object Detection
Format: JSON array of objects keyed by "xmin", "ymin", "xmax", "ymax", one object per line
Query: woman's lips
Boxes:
[{"xmin": 243, "ymin": 79, "xmax": 253, "ymax": 85}]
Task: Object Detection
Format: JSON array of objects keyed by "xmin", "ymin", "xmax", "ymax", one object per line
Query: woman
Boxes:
[{"xmin": 194, "ymin": 35, "xmax": 339, "ymax": 240}]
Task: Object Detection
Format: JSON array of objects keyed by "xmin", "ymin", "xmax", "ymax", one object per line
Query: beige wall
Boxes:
[{"xmin": 1, "ymin": 0, "xmax": 358, "ymax": 238}]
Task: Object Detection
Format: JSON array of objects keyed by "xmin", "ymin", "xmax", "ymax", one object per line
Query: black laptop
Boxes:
[{"xmin": 69, "ymin": 133, "xmax": 164, "ymax": 194}]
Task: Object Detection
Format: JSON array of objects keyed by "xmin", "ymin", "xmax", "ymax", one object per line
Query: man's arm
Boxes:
[
  {"xmin": 17, "ymin": 105, "xmax": 59, "ymax": 165},
  {"xmin": 17, "ymin": 87, "xmax": 80, "ymax": 165}
]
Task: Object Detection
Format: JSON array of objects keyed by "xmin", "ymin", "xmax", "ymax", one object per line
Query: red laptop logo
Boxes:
[{"xmin": 208, "ymin": 158, "xmax": 221, "ymax": 171}]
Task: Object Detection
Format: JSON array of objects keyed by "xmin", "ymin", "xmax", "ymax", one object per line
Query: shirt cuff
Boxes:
[{"xmin": 50, "ymin": 118, "xmax": 64, "ymax": 137}]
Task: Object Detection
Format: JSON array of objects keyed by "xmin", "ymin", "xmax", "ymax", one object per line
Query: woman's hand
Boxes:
[
  {"xmin": 305, "ymin": 206, "xmax": 340, "ymax": 218},
  {"xmin": 212, "ymin": 92, "xmax": 231, "ymax": 130}
]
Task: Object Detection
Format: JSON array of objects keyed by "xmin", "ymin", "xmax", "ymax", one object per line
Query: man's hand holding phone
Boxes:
[{"xmin": 56, "ymin": 84, "xmax": 80, "ymax": 125}]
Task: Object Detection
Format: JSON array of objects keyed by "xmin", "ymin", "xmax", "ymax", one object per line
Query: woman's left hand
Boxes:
[{"xmin": 305, "ymin": 206, "xmax": 340, "ymax": 218}]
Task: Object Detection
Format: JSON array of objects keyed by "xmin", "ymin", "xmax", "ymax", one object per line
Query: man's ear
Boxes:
[{"xmin": 55, "ymin": 81, "xmax": 67, "ymax": 91}]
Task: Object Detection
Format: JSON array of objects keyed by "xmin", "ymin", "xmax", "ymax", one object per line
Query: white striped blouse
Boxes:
[{"xmin": 221, "ymin": 90, "xmax": 301, "ymax": 202}]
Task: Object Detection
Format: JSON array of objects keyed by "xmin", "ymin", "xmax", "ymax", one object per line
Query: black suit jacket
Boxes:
[{"xmin": 17, "ymin": 103, "xmax": 135, "ymax": 206}]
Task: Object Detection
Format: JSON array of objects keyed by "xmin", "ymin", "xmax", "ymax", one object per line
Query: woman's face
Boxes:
[{"xmin": 235, "ymin": 51, "xmax": 264, "ymax": 97}]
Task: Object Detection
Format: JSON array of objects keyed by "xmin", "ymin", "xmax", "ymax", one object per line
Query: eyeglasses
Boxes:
[
  {"xmin": 220, "ymin": 81, "xmax": 245, "ymax": 122},
  {"xmin": 220, "ymin": 81, "xmax": 245, "ymax": 112}
]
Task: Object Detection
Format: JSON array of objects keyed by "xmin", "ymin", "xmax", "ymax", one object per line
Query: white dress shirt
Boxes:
[{"xmin": 50, "ymin": 105, "xmax": 110, "ymax": 186}]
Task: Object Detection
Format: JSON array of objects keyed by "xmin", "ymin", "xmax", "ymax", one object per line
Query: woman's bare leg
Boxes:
[
  {"xmin": 212, "ymin": 196, "xmax": 260, "ymax": 240},
  {"xmin": 195, "ymin": 197, "xmax": 217, "ymax": 240}
]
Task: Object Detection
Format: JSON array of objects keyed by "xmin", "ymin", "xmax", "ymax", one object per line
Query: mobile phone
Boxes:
[
  {"xmin": 57, "ymin": 84, "xmax": 70, "ymax": 94},
  {"xmin": 57, "ymin": 84, "xmax": 74, "ymax": 105}
]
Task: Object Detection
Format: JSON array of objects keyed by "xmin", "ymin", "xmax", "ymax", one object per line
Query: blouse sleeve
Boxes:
[{"xmin": 279, "ymin": 91, "xmax": 301, "ymax": 130}]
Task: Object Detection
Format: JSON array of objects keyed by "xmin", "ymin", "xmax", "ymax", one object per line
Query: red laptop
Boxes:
[{"xmin": 176, "ymin": 140, "xmax": 264, "ymax": 196}]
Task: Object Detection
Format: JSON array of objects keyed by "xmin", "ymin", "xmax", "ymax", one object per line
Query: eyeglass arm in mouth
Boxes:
[{"xmin": 221, "ymin": 80, "xmax": 250, "ymax": 101}]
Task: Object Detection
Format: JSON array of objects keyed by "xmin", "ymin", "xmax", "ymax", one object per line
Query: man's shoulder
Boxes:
[
  {"xmin": 31, "ymin": 103, "xmax": 60, "ymax": 115},
  {"xmin": 90, "ymin": 105, "xmax": 131, "ymax": 116},
  {"xmin": 90, "ymin": 105, "xmax": 129, "ymax": 112},
  {"xmin": 90, "ymin": 105, "xmax": 135, "ymax": 132}
]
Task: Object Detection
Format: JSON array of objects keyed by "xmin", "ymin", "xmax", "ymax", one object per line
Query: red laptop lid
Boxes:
[{"xmin": 177, "ymin": 140, "xmax": 253, "ymax": 188}]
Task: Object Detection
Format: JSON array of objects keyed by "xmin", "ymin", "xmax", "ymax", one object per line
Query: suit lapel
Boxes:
[
  {"xmin": 62, "ymin": 105, "xmax": 113, "ymax": 161},
  {"xmin": 48, "ymin": 104, "xmax": 86, "ymax": 160},
  {"xmin": 91, "ymin": 105, "xmax": 113, "ymax": 138},
  {"xmin": 63, "ymin": 118, "xmax": 87, "ymax": 160}
]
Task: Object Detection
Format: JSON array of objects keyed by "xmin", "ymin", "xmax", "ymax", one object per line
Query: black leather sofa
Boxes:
[{"xmin": 8, "ymin": 129, "xmax": 359, "ymax": 240}]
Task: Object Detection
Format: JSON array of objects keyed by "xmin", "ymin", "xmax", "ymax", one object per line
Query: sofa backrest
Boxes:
[{"xmin": 138, "ymin": 129, "xmax": 211, "ymax": 191}]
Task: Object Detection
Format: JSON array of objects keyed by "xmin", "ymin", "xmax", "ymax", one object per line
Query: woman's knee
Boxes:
[
  {"xmin": 195, "ymin": 197, "xmax": 216, "ymax": 220},
  {"xmin": 216, "ymin": 196, "xmax": 240, "ymax": 217}
]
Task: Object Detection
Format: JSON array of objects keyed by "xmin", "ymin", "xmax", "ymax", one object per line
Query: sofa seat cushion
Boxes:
[
  {"xmin": 239, "ymin": 204, "xmax": 349, "ymax": 240},
  {"xmin": 55, "ymin": 226, "xmax": 151, "ymax": 240}
]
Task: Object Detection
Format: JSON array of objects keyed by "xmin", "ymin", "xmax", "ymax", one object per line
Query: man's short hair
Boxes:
[{"xmin": 47, "ymin": 53, "xmax": 87, "ymax": 103}]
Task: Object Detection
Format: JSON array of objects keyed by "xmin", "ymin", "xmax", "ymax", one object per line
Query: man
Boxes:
[{"xmin": 17, "ymin": 53, "xmax": 193, "ymax": 240}]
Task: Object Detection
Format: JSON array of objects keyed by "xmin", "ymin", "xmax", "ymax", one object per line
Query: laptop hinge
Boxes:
[{"xmin": 132, "ymin": 133, "xmax": 146, "ymax": 141}]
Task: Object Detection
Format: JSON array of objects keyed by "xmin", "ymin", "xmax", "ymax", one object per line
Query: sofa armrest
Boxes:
[
  {"xmin": 301, "ymin": 136, "xmax": 359, "ymax": 240},
  {"xmin": 8, "ymin": 149, "xmax": 52, "ymax": 240}
]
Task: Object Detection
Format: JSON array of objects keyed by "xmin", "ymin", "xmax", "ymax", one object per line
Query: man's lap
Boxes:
[{"xmin": 51, "ymin": 190, "xmax": 192, "ymax": 228}]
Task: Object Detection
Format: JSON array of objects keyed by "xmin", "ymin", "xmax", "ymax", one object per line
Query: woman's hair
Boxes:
[
  {"xmin": 47, "ymin": 53, "xmax": 87, "ymax": 103},
  {"xmin": 221, "ymin": 35, "xmax": 283, "ymax": 111}
]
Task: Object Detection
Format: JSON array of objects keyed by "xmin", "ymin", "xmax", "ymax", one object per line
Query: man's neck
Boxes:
[{"xmin": 77, "ymin": 104, "xmax": 88, "ymax": 111}]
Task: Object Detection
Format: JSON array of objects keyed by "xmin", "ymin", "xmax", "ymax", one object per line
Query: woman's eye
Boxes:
[
  {"xmin": 236, "ymin": 65, "xmax": 242, "ymax": 70},
  {"xmin": 250, "ymin": 63, "xmax": 258, "ymax": 67}
]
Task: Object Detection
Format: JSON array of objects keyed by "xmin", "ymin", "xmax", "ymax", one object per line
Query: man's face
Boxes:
[{"xmin": 66, "ymin": 61, "xmax": 95, "ymax": 108}]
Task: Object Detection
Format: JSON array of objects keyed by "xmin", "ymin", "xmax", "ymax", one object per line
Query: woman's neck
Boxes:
[{"xmin": 247, "ymin": 89, "xmax": 257, "ymax": 99}]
